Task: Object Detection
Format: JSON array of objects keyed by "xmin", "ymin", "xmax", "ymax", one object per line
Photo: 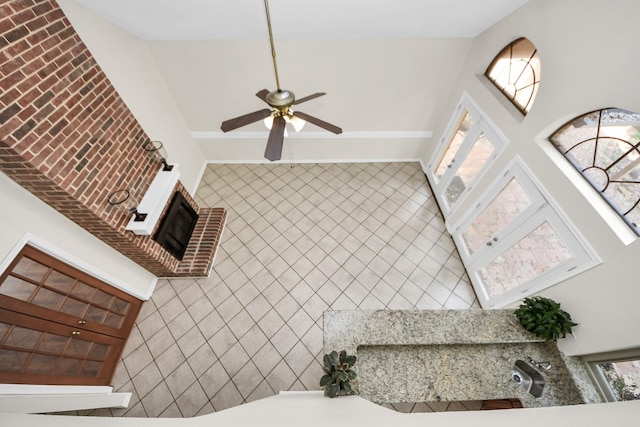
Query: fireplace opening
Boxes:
[{"xmin": 154, "ymin": 191, "xmax": 199, "ymax": 260}]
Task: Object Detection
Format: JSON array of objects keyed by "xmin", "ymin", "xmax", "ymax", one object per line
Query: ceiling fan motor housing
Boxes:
[{"xmin": 267, "ymin": 89, "xmax": 295, "ymax": 110}]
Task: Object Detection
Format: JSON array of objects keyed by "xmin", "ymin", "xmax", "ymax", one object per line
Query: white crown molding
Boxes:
[{"xmin": 191, "ymin": 131, "xmax": 432, "ymax": 140}]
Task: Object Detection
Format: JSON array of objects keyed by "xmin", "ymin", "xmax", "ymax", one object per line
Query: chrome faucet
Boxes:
[{"xmin": 526, "ymin": 354, "xmax": 552, "ymax": 371}]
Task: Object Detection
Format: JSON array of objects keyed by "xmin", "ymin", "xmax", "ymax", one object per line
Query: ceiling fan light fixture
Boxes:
[
  {"xmin": 265, "ymin": 114, "xmax": 290, "ymax": 136},
  {"xmin": 263, "ymin": 114, "xmax": 275, "ymax": 130},
  {"xmin": 287, "ymin": 113, "xmax": 306, "ymax": 132}
]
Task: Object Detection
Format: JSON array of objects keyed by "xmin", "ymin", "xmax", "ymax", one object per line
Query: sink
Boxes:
[{"xmin": 512, "ymin": 360, "xmax": 545, "ymax": 397}]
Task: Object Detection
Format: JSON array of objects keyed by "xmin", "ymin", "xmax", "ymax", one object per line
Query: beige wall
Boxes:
[
  {"xmin": 146, "ymin": 37, "xmax": 472, "ymax": 162},
  {"xmin": 0, "ymin": 172, "xmax": 156, "ymax": 300},
  {"xmin": 57, "ymin": 0, "xmax": 204, "ymax": 193},
  {"xmin": 423, "ymin": 0, "xmax": 640, "ymax": 356}
]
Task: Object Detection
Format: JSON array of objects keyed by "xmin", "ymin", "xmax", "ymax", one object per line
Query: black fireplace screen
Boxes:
[{"xmin": 154, "ymin": 192, "xmax": 199, "ymax": 260}]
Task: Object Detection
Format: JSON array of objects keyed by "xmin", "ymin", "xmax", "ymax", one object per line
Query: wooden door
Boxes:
[
  {"xmin": 0, "ymin": 245, "xmax": 142, "ymax": 385},
  {"xmin": 0, "ymin": 308, "xmax": 122, "ymax": 385}
]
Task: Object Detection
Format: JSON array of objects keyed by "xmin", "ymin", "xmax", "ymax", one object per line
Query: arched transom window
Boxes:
[
  {"xmin": 550, "ymin": 108, "xmax": 640, "ymax": 235},
  {"xmin": 485, "ymin": 38, "xmax": 540, "ymax": 115}
]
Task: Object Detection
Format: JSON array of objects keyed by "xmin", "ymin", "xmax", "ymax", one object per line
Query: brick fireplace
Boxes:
[{"xmin": 0, "ymin": 0, "xmax": 225, "ymax": 277}]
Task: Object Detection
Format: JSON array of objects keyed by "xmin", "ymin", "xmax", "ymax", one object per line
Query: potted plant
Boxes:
[
  {"xmin": 320, "ymin": 350, "xmax": 357, "ymax": 398},
  {"xmin": 514, "ymin": 296, "xmax": 578, "ymax": 341}
]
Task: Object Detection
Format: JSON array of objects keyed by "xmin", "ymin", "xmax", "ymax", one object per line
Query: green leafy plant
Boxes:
[
  {"xmin": 320, "ymin": 350, "xmax": 357, "ymax": 398},
  {"xmin": 514, "ymin": 296, "xmax": 577, "ymax": 341}
]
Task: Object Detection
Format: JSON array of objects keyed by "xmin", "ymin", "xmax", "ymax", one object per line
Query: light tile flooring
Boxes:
[{"xmin": 77, "ymin": 162, "xmax": 478, "ymax": 417}]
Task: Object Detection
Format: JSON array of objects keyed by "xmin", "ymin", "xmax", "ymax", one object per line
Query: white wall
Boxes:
[
  {"xmin": 2, "ymin": 392, "xmax": 639, "ymax": 426},
  {"xmin": 0, "ymin": 171, "xmax": 156, "ymax": 300},
  {"xmin": 57, "ymin": 0, "xmax": 204, "ymax": 193},
  {"xmin": 423, "ymin": 0, "xmax": 640, "ymax": 356}
]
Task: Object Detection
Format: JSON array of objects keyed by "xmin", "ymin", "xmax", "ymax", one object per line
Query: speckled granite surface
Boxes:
[{"xmin": 323, "ymin": 310, "xmax": 602, "ymax": 408}]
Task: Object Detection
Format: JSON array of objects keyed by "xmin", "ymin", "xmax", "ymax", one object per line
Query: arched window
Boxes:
[
  {"xmin": 550, "ymin": 108, "xmax": 640, "ymax": 235},
  {"xmin": 485, "ymin": 38, "xmax": 540, "ymax": 115}
]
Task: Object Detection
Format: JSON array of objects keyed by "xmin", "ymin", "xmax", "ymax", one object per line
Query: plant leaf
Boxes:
[
  {"xmin": 346, "ymin": 355, "xmax": 357, "ymax": 367},
  {"xmin": 328, "ymin": 383, "xmax": 339, "ymax": 398},
  {"xmin": 342, "ymin": 382, "xmax": 353, "ymax": 395},
  {"xmin": 320, "ymin": 374, "xmax": 333, "ymax": 387},
  {"xmin": 323, "ymin": 354, "xmax": 333, "ymax": 369},
  {"xmin": 330, "ymin": 351, "xmax": 340, "ymax": 367}
]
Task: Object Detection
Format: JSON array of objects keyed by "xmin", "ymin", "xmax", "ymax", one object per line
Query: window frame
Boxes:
[
  {"xmin": 484, "ymin": 37, "xmax": 541, "ymax": 115},
  {"xmin": 583, "ymin": 348, "xmax": 640, "ymax": 402},
  {"xmin": 548, "ymin": 108, "xmax": 640, "ymax": 240}
]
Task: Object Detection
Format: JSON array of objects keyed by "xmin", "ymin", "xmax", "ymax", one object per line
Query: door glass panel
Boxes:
[
  {"xmin": 479, "ymin": 222, "xmax": 573, "ymax": 298},
  {"xmin": 82, "ymin": 360, "xmax": 102, "ymax": 377},
  {"xmin": 44, "ymin": 271, "xmax": 75, "ymax": 293},
  {"xmin": 26, "ymin": 354, "xmax": 59, "ymax": 374},
  {"xmin": 435, "ymin": 109, "xmax": 474, "ymax": 179},
  {"xmin": 0, "ymin": 349, "xmax": 30, "ymax": 372},
  {"xmin": 112, "ymin": 298, "xmax": 129, "ymax": 315},
  {"xmin": 596, "ymin": 359, "xmax": 640, "ymax": 401},
  {"xmin": 60, "ymin": 298, "xmax": 88, "ymax": 318},
  {"xmin": 85, "ymin": 306, "xmax": 107, "ymax": 323},
  {"xmin": 0, "ymin": 276, "xmax": 38, "ymax": 301},
  {"xmin": 55, "ymin": 357, "xmax": 80, "ymax": 376},
  {"xmin": 445, "ymin": 132, "xmax": 496, "ymax": 205},
  {"xmin": 88, "ymin": 343, "xmax": 109, "ymax": 361},
  {"xmin": 4, "ymin": 326, "xmax": 42, "ymax": 349},
  {"xmin": 65, "ymin": 338, "xmax": 91, "ymax": 358},
  {"xmin": 93, "ymin": 290, "xmax": 114, "ymax": 309},
  {"xmin": 31, "ymin": 287, "xmax": 65, "ymax": 311},
  {"xmin": 38, "ymin": 333, "xmax": 70, "ymax": 354},
  {"xmin": 0, "ymin": 323, "xmax": 9, "ymax": 341},
  {"xmin": 462, "ymin": 178, "xmax": 533, "ymax": 255},
  {"xmin": 12, "ymin": 257, "xmax": 49, "ymax": 281},
  {"xmin": 103, "ymin": 312, "xmax": 124, "ymax": 329},
  {"xmin": 70, "ymin": 282, "xmax": 96, "ymax": 301}
]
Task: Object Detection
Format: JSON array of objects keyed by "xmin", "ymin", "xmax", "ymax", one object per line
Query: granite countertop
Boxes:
[{"xmin": 323, "ymin": 310, "xmax": 601, "ymax": 408}]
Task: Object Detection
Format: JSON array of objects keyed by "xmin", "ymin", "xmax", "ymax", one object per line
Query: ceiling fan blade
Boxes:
[
  {"xmin": 221, "ymin": 109, "xmax": 272, "ymax": 132},
  {"xmin": 256, "ymin": 89, "xmax": 271, "ymax": 103},
  {"xmin": 264, "ymin": 115, "xmax": 286, "ymax": 161},
  {"xmin": 293, "ymin": 92, "xmax": 326, "ymax": 105},
  {"xmin": 292, "ymin": 111, "xmax": 342, "ymax": 134}
]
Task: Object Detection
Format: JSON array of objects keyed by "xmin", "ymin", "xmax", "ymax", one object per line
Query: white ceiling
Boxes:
[{"xmin": 74, "ymin": 0, "xmax": 529, "ymax": 40}]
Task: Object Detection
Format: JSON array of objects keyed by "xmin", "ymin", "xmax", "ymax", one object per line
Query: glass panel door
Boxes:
[
  {"xmin": 427, "ymin": 94, "xmax": 508, "ymax": 217},
  {"xmin": 443, "ymin": 131, "xmax": 497, "ymax": 206},
  {"xmin": 0, "ymin": 307, "xmax": 122, "ymax": 385},
  {"xmin": 434, "ymin": 109, "xmax": 474, "ymax": 180},
  {"xmin": 0, "ymin": 246, "xmax": 139, "ymax": 339},
  {"xmin": 0, "ymin": 245, "xmax": 141, "ymax": 385},
  {"xmin": 461, "ymin": 177, "xmax": 533, "ymax": 256},
  {"xmin": 451, "ymin": 158, "xmax": 599, "ymax": 308},
  {"xmin": 478, "ymin": 220, "xmax": 573, "ymax": 299}
]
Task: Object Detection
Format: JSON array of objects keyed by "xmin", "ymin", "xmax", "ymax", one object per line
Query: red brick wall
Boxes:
[{"xmin": 0, "ymin": 0, "xmax": 195, "ymax": 276}]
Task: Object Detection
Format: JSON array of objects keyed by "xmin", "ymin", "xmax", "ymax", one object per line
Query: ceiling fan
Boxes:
[{"xmin": 220, "ymin": 0, "xmax": 342, "ymax": 161}]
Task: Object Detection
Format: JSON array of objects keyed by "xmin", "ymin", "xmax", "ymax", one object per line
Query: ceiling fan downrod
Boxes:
[{"xmin": 264, "ymin": 0, "xmax": 281, "ymax": 92}]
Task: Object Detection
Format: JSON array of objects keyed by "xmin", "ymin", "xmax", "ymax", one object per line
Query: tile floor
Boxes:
[{"xmin": 73, "ymin": 162, "xmax": 478, "ymax": 417}]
